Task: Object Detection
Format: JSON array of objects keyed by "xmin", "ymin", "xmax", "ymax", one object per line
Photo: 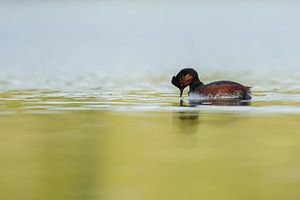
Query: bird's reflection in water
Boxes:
[
  {"xmin": 174, "ymin": 99, "xmax": 251, "ymax": 134},
  {"xmin": 174, "ymin": 110, "xmax": 200, "ymax": 134},
  {"xmin": 188, "ymin": 99, "xmax": 251, "ymax": 106},
  {"xmin": 179, "ymin": 99, "xmax": 251, "ymax": 107}
]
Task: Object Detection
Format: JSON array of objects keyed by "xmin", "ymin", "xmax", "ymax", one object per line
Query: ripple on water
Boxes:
[{"xmin": 0, "ymin": 89, "xmax": 300, "ymax": 115}]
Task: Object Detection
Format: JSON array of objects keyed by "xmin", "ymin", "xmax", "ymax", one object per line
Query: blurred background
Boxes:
[{"xmin": 0, "ymin": 0, "xmax": 300, "ymax": 90}]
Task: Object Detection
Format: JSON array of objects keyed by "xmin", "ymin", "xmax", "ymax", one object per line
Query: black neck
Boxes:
[{"xmin": 189, "ymin": 78, "xmax": 204, "ymax": 91}]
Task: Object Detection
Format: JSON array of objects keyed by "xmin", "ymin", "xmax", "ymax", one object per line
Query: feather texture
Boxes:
[{"xmin": 190, "ymin": 81, "xmax": 251, "ymax": 100}]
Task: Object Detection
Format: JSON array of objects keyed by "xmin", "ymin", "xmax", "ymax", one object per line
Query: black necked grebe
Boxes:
[{"xmin": 171, "ymin": 68, "xmax": 251, "ymax": 100}]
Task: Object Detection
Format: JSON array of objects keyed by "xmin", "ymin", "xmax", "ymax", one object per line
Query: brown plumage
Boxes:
[
  {"xmin": 193, "ymin": 81, "xmax": 251, "ymax": 100},
  {"xmin": 172, "ymin": 68, "xmax": 252, "ymax": 100}
]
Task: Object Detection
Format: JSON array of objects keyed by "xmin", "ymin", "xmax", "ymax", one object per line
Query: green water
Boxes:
[{"xmin": 1, "ymin": 90, "xmax": 300, "ymax": 200}]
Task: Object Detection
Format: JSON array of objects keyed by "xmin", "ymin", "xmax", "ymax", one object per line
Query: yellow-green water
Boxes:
[{"xmin": 1, "ymin": 89, "xmax": 300, "ymax": 200}]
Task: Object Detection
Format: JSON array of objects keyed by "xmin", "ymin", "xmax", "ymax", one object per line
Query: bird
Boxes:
[{"xmin": 171, "ymin": 68, "xmax": 251, "ymax": 100}]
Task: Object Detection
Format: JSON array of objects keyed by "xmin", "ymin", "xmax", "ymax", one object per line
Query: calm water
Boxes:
[
  {"xmin": 1, "ymin": 85, "xmax": 300, "ymax": 200},
  {"xmin": 1, "ymin": 1, "xmax": 300, "ymax": 200}
]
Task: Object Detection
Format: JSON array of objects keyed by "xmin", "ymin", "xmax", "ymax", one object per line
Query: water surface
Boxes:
[{"xmin": 1, "ymin": 85, "xmax": 300, "ymax": 200}]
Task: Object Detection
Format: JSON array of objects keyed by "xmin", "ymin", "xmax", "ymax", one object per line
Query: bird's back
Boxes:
[{"xmin": 190, "ymin": 81, "xmax": 251, "ymax": 100}]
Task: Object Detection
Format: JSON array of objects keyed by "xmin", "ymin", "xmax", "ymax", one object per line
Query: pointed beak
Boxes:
[{"xmin": 180, "ymin": 88, "xmax": 183, "ymax": 98}]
